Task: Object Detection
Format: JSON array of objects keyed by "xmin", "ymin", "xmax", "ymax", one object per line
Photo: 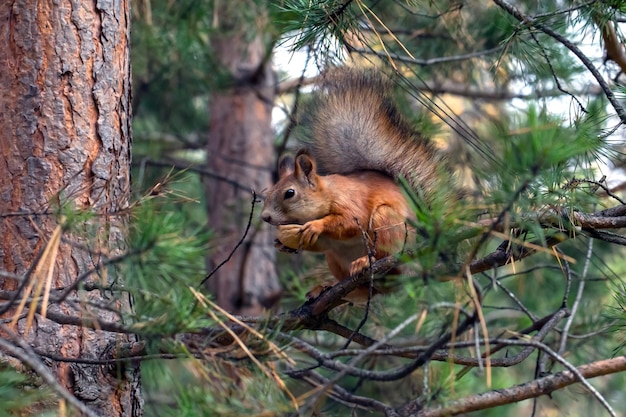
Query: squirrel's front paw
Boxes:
[
  {"xmin": 276, "ymin": 224, "xmax": 303, "ymax": 250},
  {"xmin": 300, "ymin": 220, "xmax": 323, "ymax": 248}
]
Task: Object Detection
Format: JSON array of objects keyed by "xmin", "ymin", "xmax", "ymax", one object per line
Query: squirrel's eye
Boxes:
[{"xmin": 284, "ymin": 189, "xmax": 295, "ymax": 199}]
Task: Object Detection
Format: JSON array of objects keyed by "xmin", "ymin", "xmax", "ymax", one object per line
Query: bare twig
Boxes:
[
  {"xmin": 414, "ymin": 341, "xmax": 623, "ymax": 417},
  {"xmin": 343, "ymin": 218, "xmax": 378, "ymax": 349},
  {"xmin": 527, "ymin": 26, "xmax": 587, "ymax": 113},
  {"xmin": 301, "ymin": 311, "xmax": 424, "ymax": 410},
  {"xmin": 419, "ymin": 81, "xmax": 601, "ymax": 101},
  {"xmin": 275, "ymin": 50, "xmax": 313, "ymax": 159},
  {"xmin": 349, "ymin": 45, "xmax": 504, "ymax": 66},
  {"xmin": 558, "ymin": 237, "xmax": 593, "ymax": 355},
  {"xmin": 491, "ymin": 275, "xmax": 538, "ymax": 321},
  {"xmin": 289, "ymin": 364, "xmax": 398, "ymax": 416},
  {"xmin": 199, "ymin": 191, "xmax": 258, "ymax": 287},
  {"xmin": 137, "ymin": 157, "xmax": 250, "ymax": 191}
]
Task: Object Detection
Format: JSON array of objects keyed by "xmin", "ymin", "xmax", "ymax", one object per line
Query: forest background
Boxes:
[{"xmin": 1, "ymin": 0, "xmax": 626, "ymax": 416}]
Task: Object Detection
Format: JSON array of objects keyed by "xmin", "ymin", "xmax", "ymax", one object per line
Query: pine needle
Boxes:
[
  {"xmin": 189, "ymin": 287, "xmax": 300, "ymax": 411},
  {"xmin": 466, "ymin": 266, "xmax": 492, "ymax": 388},
  {"xmin": 10, "ymin": 224, "xmax": 62, "ymax": 334}
]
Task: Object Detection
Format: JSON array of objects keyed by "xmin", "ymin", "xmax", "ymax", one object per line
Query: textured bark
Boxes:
[
  {"xmin": 0, "ymin": 0, "xmax": 141, "ymax": 415},
  {"xmin": 205, "ymin": 2, "xmax": 280, "ymax": 315}
]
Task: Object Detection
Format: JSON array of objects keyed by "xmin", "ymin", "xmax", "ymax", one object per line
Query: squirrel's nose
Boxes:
[{"xmin": 261, "ymin": 211, "xmax": 271, "ymax": 223}]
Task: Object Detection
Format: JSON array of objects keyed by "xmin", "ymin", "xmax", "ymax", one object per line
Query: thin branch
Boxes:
[
  {"xmin": 275, "ymin": 50, "xmax": 313, "ymax": 159},
  {"xmin": 289, "ymin": 364, "xmax": 398, "ymax": 416},
  {"xmin": 581, "ymin": 228, "xmax": 626, "ymax": 246},
  {"xmin": 349, "ymin": 45, "xmax": 504, "ymax": 66},
  {"xmin": 558, "ymin": 237, "xmax": 593, "ymax": 355},
  {"xmin": 343, "ymin": 219, "xmax": 378, "ymax": 348},
  {"xmin": 492, "ymin": 0, "xmax": 626, "ymax": 124},
  {"xmin": 527, "ymin": 25, "xmax": 587, "ymax": 113},
  {"xmin": 36, "ymin": 309, "xmax": 135, "ymax": 334},
  {"xmin": 572, "ymin": 213, "xmax": 626, "ymax": 229},
  {"xmin": 293, "ymin": 313, "xmax": 477, "ymax": 382},
  {"xmin": 414, "ymin": 345, "xmax": 625, "ymax": 417},
  {"xmin": 276, "ymin": 74, "xmax": 318, "ymax": 95},
  {"xmin": 453, "ymin": 308, "xmax": 568, "ymax": 373},
  {"xmin": 317, "ymin": 319, "xmax": 382, "ymax": 347},
  {"xmin": 582, "ymin": 179, "xmax": 626, "ymax": 205},
  {"xmin": 421, "ymin": 81, "xmax": 602, "ymax": 101},
  {"xmin": 55, "ymin": 247, "xmax": 147, "ymax": 303},
  {"xmin": 301, "ymin": 311, "xmax": 424, "ymax": 410},
  {"xmin": 491, "ymin": 276, "xmax": 537, "ymax": 321},
  {"xmin": 199, "ymin": 191, "xmax": 258, "ymax": 287},
  {"xmin": 137, "ymin": 157, "xmax": 250, "ymax": 191}
]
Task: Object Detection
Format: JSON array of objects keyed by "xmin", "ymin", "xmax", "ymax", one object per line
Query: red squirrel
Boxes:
[{"xmin": 261, "ymin": 68, "xmax": 453, "ymax": 298}]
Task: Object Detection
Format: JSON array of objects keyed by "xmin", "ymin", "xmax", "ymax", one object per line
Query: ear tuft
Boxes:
[
  {"xmin": 278, "ymin": 155, "xmax": 294, "ymax": 179},
  {"xmin": 294, "ymin": 149, "xmax": 318, "ymax": 186}
]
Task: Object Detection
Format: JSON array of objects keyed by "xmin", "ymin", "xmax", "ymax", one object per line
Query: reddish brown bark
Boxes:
[
  {"xmin": 0, "ymin": 0, "xmax": 140, "ymax": 415},
  {"xmin": 205, "ymin": 2, "xmax": 280, "ymax": 315}
]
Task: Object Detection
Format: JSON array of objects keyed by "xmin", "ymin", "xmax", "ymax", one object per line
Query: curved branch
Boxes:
[{"xmin": 493, "ymin": 0, "xmax": 626, "ymax": 124}]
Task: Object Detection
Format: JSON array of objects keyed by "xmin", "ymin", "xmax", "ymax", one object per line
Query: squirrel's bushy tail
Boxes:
[{"xmin": 302, "ymin": 67, "xmax": 444, "ymax": 197}]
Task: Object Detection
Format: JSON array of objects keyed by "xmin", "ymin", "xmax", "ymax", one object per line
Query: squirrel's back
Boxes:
[{"xmin": 301, "ymin": 68, "xmax": 445, "ymax": 197}]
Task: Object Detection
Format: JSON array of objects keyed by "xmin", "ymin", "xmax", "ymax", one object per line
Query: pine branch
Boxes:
[{"xmin": 493, "ymin": 0, "xmax": 626, "ymax": 124}]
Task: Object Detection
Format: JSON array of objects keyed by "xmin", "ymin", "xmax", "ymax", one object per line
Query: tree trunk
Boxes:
[
  {"xmin": 204, "ymin": 2, "xmax": 281, "ymax": 315},
  {"xmin": 0, "ymin": 1, "xmax": 141, "ymax": 415}
]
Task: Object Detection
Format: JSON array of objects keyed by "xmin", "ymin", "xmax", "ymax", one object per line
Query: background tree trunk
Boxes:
[
  {"xmin": 0, "ymin": 1, "xmax": 141, "ymax": 415},
  {"xmin": 204, "ymin": 1, "xmax": 280, "ymax": 315}
]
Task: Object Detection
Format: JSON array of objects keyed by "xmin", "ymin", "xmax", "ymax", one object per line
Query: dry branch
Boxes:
[{"xmin": 413, "ymin": 356, "xmax": 626, "ymax": 417}]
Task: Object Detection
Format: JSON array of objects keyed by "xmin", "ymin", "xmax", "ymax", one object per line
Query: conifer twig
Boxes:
[{"xmin": 493, "ymin": 0, "xmax": 626, "ymax": 124}]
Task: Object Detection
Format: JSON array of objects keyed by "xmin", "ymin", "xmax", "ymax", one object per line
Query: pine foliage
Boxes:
[{"xmin": 4, "ymin": 1, "xmax": 626, "ymax": 416}]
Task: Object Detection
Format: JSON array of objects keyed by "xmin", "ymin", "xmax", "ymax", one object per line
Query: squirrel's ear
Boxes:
[
  {"xmin": 278, "ymin": 155, "xmax": 294, "ymax": 180},
  {"xmin": 294, "ymin": 152, "xmax": 318, "ymax": 187}
]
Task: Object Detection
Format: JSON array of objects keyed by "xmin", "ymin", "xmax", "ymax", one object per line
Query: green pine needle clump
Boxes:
[
  {"xmin": 484, "ymin": 102, "xmax": 609, "ymax": 214},
  {"xmin": 277, "ymin": 0, "xmax": 361, "ymax": 53},
  {"xmin": 0, "ymin": 366, "xmax": 54, "ymax": 415},
  {"xmin": 124, "ymin": 199, "xmax": 212, "ymax": 335},
  {"xmin": 607, "ymin": 283, "xmax": 626, "ymax": 355}
]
